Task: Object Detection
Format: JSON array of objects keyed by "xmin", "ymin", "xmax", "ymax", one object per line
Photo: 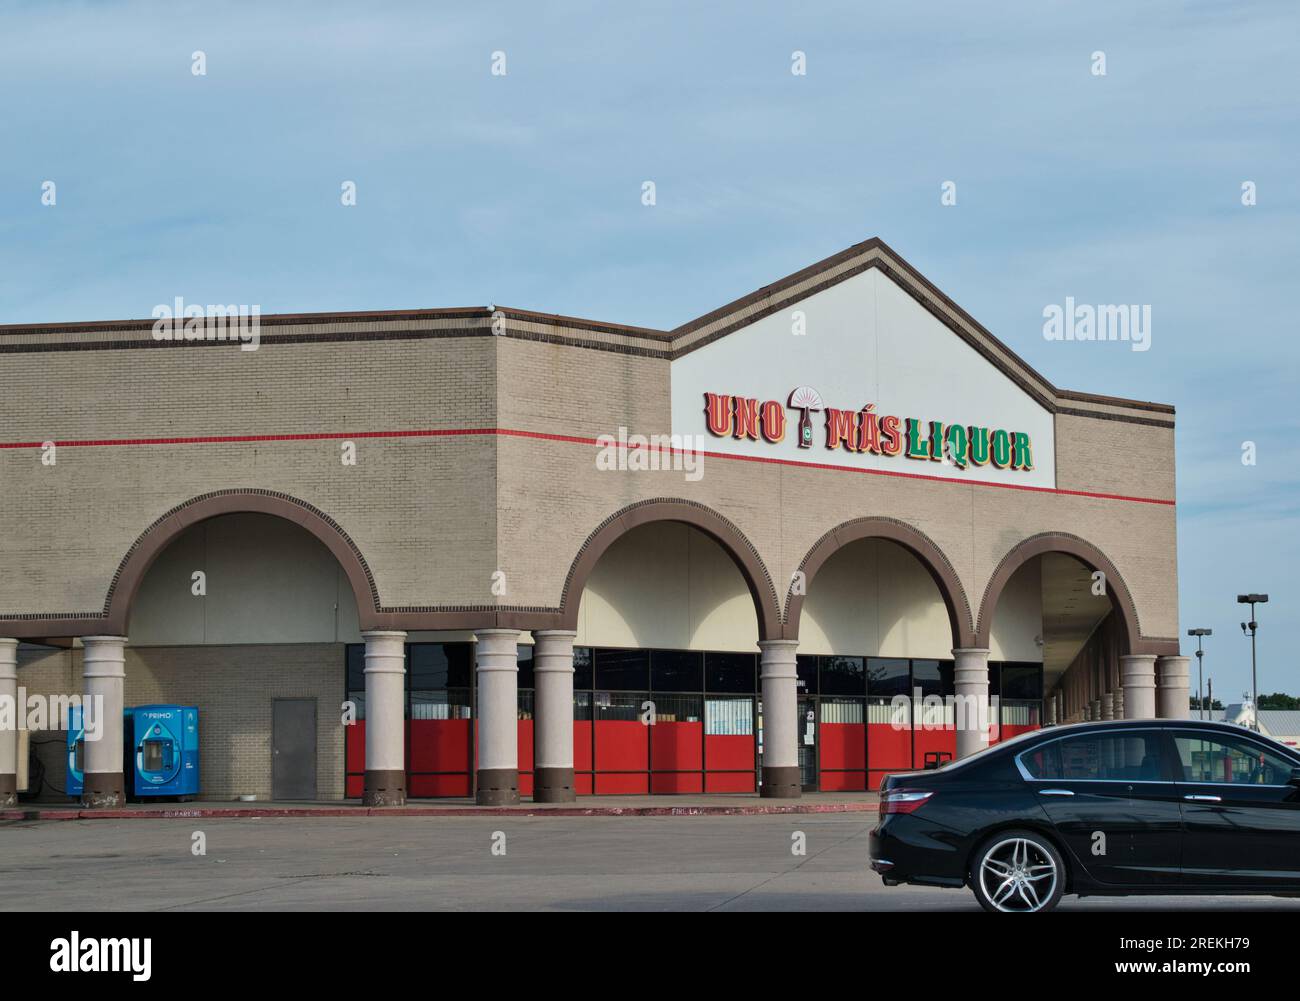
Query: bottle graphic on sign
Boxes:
[{"xmin": 787, "ymin": 386, "xmax": 824, "ymax": 449}]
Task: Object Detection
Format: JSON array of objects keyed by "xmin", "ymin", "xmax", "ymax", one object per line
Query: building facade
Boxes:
[{"xmin": 0, "ymin": 238, "xmax": 1189, "ymax": 808}]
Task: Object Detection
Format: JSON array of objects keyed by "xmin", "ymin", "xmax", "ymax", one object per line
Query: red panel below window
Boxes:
[
  {"xmin": 345, "ymin": 773, "xmax": 364, "ymax": 798},
  {"xmin": 575, "ymin": 772, "xmax": 594, "ymax": 796},
  {"xmin": 706, "ymin": 771, "xmax": 756, "ymax": 793},
  {"xmin": 409, "ymin": 773, "xmax": 471, "ymax": 797},
  {"xmin": 345, "ymin": 720, "xmax": 366, "ymax": 773},
  {"xmin": 595, "ymin": 772, "xmax": 649, "ymax": 794},
  {"xmin": 819, "ymin": 770, "xmax": 867, "ymax": 792},
  {"xmin": 868, "ymin": 722, "xmax": 912, "ymax": 771},
  {"xmin": 820, "ymin": 722, "xmax": 866, "ymax": 771},
  {"xmin": 409, "ymin": 719, "xmax": 471, "ymax": 773},
  {"xmin": 518, "ymin": 719, "xmax": 534, "ymax": 772},
  {"xmin": 574, "ymin": 721, "xmax": 593, "ymax": 771},
  {"xmin": 595, "ymin": 720, "xmax": 649, "ymax": 771},
  {"xmin": 705, "ymin": 734, "xmax": 754, "ymax": 771},
  {"xmin": 652, "ymin": 772, "xmax": 705, "ymax": 794},
  {"xmin": 651, "ymin": 721, "xmax": 703, "ymax": 771}
]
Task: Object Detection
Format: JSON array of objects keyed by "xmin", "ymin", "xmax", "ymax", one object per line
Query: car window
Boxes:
[
  {"xmin": 1020, "ymin": 731, "xmax": 1166, "ymax": 781},
  {"xmin": 1173, "ymin": 732, "xmax": 1296, "ymax": 785}
]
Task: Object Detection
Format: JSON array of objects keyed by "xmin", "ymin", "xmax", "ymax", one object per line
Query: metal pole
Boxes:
[
  {"xmin": 1197, "ymin": 642, "xmax": 1204, "ymax": 720},
  {"xmin": 1251, "ymin": 617, "xmax": 1259, "ymax": 732}
]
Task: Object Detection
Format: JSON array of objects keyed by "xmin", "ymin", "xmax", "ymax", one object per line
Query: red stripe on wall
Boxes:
[{"xmin": 0, "ymin": 426, "xmax": 1176, "ymax": 506}]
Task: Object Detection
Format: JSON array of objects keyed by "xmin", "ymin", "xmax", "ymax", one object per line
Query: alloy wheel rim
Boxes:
[{"xmin": 979, "ymin": 837, "xmax": 1057, "ymax": 912}]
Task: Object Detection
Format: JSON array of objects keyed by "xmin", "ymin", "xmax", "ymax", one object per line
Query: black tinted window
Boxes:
[
  {"xmin": 573, "ymin": 647, "xmax": 593, "ymax": 689},
  {"xmin": 705, "ymin": 652, "xmax": 756, "ymax": 693},
  {"xmin": 867, "ymin": 658, "xmax": 909, "ymax": 697},
  {"xmin": 1021, "ymin": 731, "xmax": 1167, "ymax": 781},
  {"xmin": 650, "ymin": 649, "xmax": 703, "ymax": 692},
  {"xmin": 595, "ymin": 648, "xmax": 649, "ymax": 691},
  {"xmin": 411, "ymin": 643, "xmax": 472, "ymax": 689},
  {"xmin": 820, "ymin": 656, "xmax": 865, "ymax": 695},
  {"xmin": 1001, "ymin": 664, "xmax": 1042, "ymax": 700},
  {"xmin": 1174, "ymin": 732, "xmax": 1296, "ymax": 785}
]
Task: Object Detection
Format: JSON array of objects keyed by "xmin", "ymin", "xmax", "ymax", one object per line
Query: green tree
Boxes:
[{"xmin": 1258, "ymin": 692, "xmax": 1300, "ymax": 710}]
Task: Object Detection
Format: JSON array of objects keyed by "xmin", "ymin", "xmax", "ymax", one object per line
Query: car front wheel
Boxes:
[{"xmin": 970, "ymin": 830, "xmax": 1065, "ymax": 913}]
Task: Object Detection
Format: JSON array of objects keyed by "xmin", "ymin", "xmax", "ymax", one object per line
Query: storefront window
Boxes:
[
  {"xmin": 653, "ymin": 692, "xmax": 703, "ymax": 723},
  {"xmin": 573, "ymin": 647, "xmax": 594, "ymax": 689},
  {"xmin": 409, "ymin": 643, "xmax": 472, "ymax": 690},
  {"xmin": 866, "ymin": 658, "xmax": 910, "ymax": 697},
  {"xmin": 705, "ymin": 652, "xmax": 757, "ymax": 693},
  {"xmin": 594, "ymin": 648, "xmax": 650, "ymax": 691},
  {"xmin": 912, "ymin": 659, "xmax": 954, "ymax": 698},
  {"xmin": 516, "ymin": 644, "xmax": 535, "ymax": 690},
  {"xmin": 595, "ymin": 691, "xmax": 646, "ymax": 721},
  {"xmin": 650, "ymin": 649, "xmax": 704, "ymax": 692},
  {"xmin": 1000, "ymin": 663, "xmax": 1042, "ymax": 701},
  {"xmin": 820, "ymin": 655, "xmax": 866, "ymax": 696}
]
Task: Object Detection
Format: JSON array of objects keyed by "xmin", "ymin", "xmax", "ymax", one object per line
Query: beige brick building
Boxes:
[{"xmin": 0, "ymin": 238, "xmax": 1187, "ymax": 808}]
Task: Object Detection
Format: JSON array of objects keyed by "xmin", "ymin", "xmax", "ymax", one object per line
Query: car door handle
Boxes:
[
  {"xmin": 1038, "ymin": 788, "xmax": 1075, "ymax": 797},
  {"xmin": 1183, "ymin": 794, "xmax": 1222, "ymax": 802}
]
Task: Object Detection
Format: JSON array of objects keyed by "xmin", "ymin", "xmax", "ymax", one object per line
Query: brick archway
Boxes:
[
  {"xmin": 783, "ymin": 516, "xmax": 975, "ymax": 647},
  {"xmin": 975, "ymin": 532, "xmax": 1165, "ymax": 656},
  {"xmin": 558, "ymin": 498, "xmax": 783, "ymax": 641},
  {"xmin": 102, "ymin": 488, "xmax": 380, "ymax": 634}
]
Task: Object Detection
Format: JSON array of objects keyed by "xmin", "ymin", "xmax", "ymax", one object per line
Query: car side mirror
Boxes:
[{"xmin": 1289, "ymin": 767, "xmax": 1300, "ymax": 787}]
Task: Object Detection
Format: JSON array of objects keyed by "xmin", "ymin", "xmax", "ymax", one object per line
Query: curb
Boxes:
[{"xmin": 1, "ymin": 802, "xmax": 878, "ymax": 821}]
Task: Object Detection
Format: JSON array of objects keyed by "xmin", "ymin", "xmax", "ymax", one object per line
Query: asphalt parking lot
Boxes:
[{"xmin": 1, "ymin": 813, "xmax": 1297, "ymax": 911}]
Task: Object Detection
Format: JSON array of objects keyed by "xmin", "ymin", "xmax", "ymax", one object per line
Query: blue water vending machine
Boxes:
[
  {"xmin": 130, "ymin": 705, "xmax": 200, "ymax": 798},
  {"xmin": 65, "ymin": 705, "xmax": 86, "ymax": 797}
]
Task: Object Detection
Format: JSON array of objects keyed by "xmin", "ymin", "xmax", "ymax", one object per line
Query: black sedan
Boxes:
[{"xmin": 868, "ymin": 718, "xmax": 1300, "ymax": 912}]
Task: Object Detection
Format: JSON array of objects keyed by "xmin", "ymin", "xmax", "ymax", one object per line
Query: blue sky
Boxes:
[{"xmin": 2, "ymin": 1, "xmax": 1297, "ymax": 701}]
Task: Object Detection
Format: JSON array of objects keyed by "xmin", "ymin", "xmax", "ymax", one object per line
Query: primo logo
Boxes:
[{"xmin": 49, "ymin": 932, "xmax": 152, "ymax": 982}]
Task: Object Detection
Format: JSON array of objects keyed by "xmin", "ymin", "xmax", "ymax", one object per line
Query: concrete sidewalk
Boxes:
[{"xmin": 2, "ymin": 791, "xmax": 879, "ymax": 821}]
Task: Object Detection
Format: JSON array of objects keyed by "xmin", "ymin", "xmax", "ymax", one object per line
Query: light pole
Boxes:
[
  {"xmin": 1237, "ymin": 594, "xmax": 1268, "ymax": 731},
  {"xmin": 1188, "ymin": 628, "xmax": 1212, "ymax": 720}
]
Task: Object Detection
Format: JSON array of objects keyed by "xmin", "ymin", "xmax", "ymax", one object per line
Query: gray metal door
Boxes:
[{"xmin": 272, "ymin": 699, "xmax": 317, "ymax": 800}]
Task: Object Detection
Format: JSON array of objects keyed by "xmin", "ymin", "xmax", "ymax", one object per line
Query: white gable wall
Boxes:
[{"xmin": 671, "ymin": 268, "xmax": 1056, "ymax": 489}]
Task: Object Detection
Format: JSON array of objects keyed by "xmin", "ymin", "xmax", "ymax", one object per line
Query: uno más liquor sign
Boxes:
[{"xmin": 703, "ymin": 386, "xmax": 1034, "ymax": 473}]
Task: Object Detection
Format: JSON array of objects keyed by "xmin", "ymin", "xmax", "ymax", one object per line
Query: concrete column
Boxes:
[
  {"xmin": 81, "ymin": 636, "xmax": 127, "ymax": 808},
  {"xmin": 475, "ymin": 629, "xmax": 520, "ymax": 805},
  {"xmin": 953, "ymin": 648, "xmax": 991, "ymax": 759},
  {"xmin": 1112, "ymin": 687, "xmax": 1124, "ymax": 719},
  {"xmin": 532, "ymin": 629, "xmax": 577, "ymax": 803},
  {"xmin": 0, "ymin": 639, "xmax": 17, "ymax": 806},
  {"xmin": 1101, "ymin": 692, "xmax": 1114, "ymax": 721},
  {"xmin": 1044, "ymin": 693, "xmax": 1057, "ymax": 726},
  {"xmin": 362, "ymin": 630, "xmax": 407, "ymax": 806},
  {"xmin": 759, "ymin": 639, "xmax": 800, "ymax": 798},
  {"xmin": 1156, "ymin": 656, "xmax": 1191, "ymax": 719},
  {"xmin": 1121, "ymin": 654, "xmax": 1158, "ymax": 719}
]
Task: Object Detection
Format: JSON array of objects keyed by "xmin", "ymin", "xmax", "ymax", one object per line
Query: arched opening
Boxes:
[
  {"xmin": 787, "ymin": 523, "xmax": 983, "ymax": 791},
  {"xmin": 977, "ymin": 534, "xmax": 1141, "ymax": 725},
  {"xmin": 559, "ymin": 502, "xmax": 774, "ymax": 795},
  {"xmin": 22, "ymin": 492, "xmax": 384, "ymax": 804}
]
